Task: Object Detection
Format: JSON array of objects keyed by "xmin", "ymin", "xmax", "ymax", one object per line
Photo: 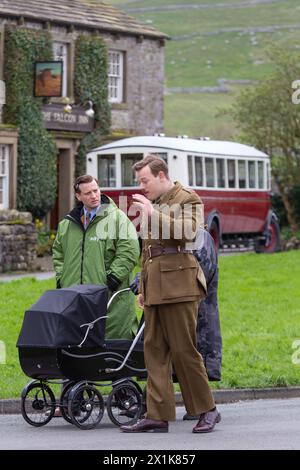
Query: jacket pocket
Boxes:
[{"xmin": 159, "ymin": 257, "xmax": 199, "ymax": 300}]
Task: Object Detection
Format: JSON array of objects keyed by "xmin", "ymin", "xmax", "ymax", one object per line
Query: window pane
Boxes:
[
  {"xmin": 216, "ymin": 158, "xmax": 225, "ymax": 188},
  {"xmin": 97, "ymin": 154, "xmax": 116, "ymax": 187},
  {"xmin": 258, "ymin": 161, "xmax": 264, "ymax": 189},
  {"xmin": 248, "ymin": 161, "xmax": 256, "ymax": 188},
  {"xmin": 238, "ymin": 160, "xmax": 246, "ymax": 188},
  {"xmin": 153, "ymin": 152, "xmax": 168, "ymax": 163},
  {"xmin": 53, "ymin": 42, "xmax": 68, "ymax": 97},
  {"xmin": 195, "ymin": 156, "xmax": 203, "ymax": 186},
  {"xmin": 108, "ymin": 51, "xmax": 124, "ymax": 103},
  {"xmin": 121, "ymin": 153, "xmax": 143, "ymax": 186},
  {"xmin": 227, "ymin": 160, "xmax": 236, "ymax": 188},
  {"xmin": 266, "ymin": 162, "xmax": 270, "ymax": 189},
  {"xmin": 205, "ymin": 157, "xmax": 214, "ymax": 187},
  {"xmin": 188, "ymin": 155, "xmax": 193, "ymax": 186},
  {"xmin": 0, "ymin": 144, "xmax": 8, "ymax": 208}
]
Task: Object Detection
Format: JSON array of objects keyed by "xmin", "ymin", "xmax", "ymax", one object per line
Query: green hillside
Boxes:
[{"xmin": 108, "ymin": 0, "xmax": 300, "ymax": 139}]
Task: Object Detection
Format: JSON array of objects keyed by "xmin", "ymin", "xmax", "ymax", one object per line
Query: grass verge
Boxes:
[{"xmin": 0, "ymin": 250, "xmax": 300, "ymax": 398}]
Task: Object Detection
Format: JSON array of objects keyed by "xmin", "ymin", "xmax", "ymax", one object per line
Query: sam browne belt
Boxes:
[{"xmin": 145, "ymin": 245, "xmax": 193, "ymax": 259}]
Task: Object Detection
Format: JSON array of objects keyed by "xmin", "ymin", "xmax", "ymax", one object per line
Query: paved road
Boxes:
[{"xmin": 0, "ymin": 398, "xmax": 299, "ymax": 450}]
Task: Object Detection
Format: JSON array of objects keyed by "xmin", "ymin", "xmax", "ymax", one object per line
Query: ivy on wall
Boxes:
[
  {"xmin": 4, "ymin": 26, "xmax": 57, "ymax": 218},
  {"xmin": 3, "ymin": 28, "xmax": 112, "ymax": 216},
  {"xmin": 74, "ymin": 35, "xmax": 111, "ymax": 176}
]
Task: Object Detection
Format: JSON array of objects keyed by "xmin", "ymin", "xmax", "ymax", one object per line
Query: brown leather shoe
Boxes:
[
  {"xmin": 192, "ymin": 408, "xmax": 221, "ymax": 433},
  {"xmin": 120, "ymin": 418, "xmax": 168, "ymax": 433},
  {"xmin": 119, "ymin": 403, "xmax": 147, "ymax": 419}
]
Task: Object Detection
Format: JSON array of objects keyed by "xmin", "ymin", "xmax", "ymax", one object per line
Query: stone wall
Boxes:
[
  {"xmin": 109, "ymin": 35, "xmax": 165, "ymax": 135},
  {"xmin": 0, "ymin": 210, "xmax": 37, "ymax": 273},
  {"xmin": 1, "ymin": 18, "xmax": 166, "ymax": 136}
]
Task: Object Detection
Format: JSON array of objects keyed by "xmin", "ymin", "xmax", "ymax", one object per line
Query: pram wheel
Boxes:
[
  {"xmin": 60, "ymin": 381, "xmax": 77, "ymax": 424},
  {"xmin": 21, "ymin": 381, "xmax": 56, "ymax": 427},
  {"xmin": 107, "ymin": 382, "xmax": 142, "ymax": 427},
  {"xmin": 68, "ymin": 383, "xmax": 104, "ymax": 430}
]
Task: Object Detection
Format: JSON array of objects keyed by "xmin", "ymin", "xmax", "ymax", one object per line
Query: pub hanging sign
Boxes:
[{"xmin": 41, "ymin": 104, "xmax": 94, "ymax": 132}]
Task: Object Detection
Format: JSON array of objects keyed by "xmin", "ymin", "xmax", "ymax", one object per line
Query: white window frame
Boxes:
[
  {"xmin": 0, "ymin": 144, "xmax": 9, "ymax": 209},
  {"xmin": 53, "ymin": 42, "xmax": 68, "ymax": 97},
  {"xmin": 108, "ymin": 50, "xmax": 124, "ymax": 104}
]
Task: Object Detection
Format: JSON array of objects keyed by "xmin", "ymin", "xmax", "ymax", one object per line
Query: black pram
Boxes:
[{"xmin": 17, "ymin": 284, "xmax": 146, "ymax": 430}]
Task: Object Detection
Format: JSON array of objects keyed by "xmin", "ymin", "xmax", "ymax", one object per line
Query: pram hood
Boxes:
[{"xmin": 17, "ymin": 284, "xmax": 108, "ymax": 348}]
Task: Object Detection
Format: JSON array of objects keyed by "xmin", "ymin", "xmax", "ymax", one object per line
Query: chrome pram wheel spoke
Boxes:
[
  {"xmin": 21, "ymin": 382, "xmax": 56, "ymax": 427},
  {"xmin": 107, "ymin": 382, "xmax": 142, "ymax": 427},
  {"xmin": 68, "ymin": 384, "xmax": 104, "ymax": 430}
]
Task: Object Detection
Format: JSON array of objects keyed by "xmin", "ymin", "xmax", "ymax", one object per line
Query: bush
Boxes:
[{"xmin": 35, "ymin": 218, "xmax": 56, "ymax": 257}]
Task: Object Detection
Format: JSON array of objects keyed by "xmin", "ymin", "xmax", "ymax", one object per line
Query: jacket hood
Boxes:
[{"xmin": 65, "ymin": 194, "xmax": 117, "ymax": 225}]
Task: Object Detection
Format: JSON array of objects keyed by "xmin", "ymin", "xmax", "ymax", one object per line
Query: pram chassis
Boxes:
[{"xmin": 19, "ymin": 288, "xmax": 146, "ymax": 430}]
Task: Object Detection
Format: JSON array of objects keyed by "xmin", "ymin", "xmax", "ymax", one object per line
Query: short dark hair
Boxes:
[
  {"xmin": 74, "ymin": 175, "xmax": 99, "ymax": 193},
  {"xmin": 132, "ymin": 154, "xmax": 169, "ymax": 178}
]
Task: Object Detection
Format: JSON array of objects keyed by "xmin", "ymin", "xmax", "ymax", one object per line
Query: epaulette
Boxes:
[{"xmin": 182, "ymin": 187, "xmax": 194, "ymax": 194}]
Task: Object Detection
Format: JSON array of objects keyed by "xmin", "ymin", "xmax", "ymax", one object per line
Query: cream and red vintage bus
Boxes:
[{"xmin": 86, "ymin": 135, "xmax": 280, "ymax": 252}]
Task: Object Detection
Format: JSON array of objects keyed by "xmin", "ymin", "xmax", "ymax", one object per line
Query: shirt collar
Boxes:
[{"xmin": 84, "ymin": 206, "xmax": 99, "ymax": 219}]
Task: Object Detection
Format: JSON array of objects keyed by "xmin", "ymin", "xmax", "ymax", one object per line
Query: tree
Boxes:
[{"xmin": 231, "ymin": 46, "xmax": 300, "ymax": 232}]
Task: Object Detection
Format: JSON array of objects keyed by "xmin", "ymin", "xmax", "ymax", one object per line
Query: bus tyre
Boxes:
[{"xmin": 255, "ymin": 216, "xmax": 281, "ymax": 254}]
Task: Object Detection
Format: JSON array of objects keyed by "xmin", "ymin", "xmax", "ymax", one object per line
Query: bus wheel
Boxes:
[
  {"xmin": 209, "ymin": 220, "xmax": 220, "ymax": 252},
  {"xmin": 255, "ymin": 216, "xmax": 281, "ymax": 253}
]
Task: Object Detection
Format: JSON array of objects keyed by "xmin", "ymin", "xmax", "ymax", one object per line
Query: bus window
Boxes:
[
  {"xmin": 153, "ymin": 152, "xmax": 168, "ymax": 163},
  {"xmin": 205, "ymin": 157, "xmax": 214, "ymax": 187},
  {"xmin": 97, "ymin": 154, "xmax": 116, "ymax": 187},
  {"xmin": 195, "ymin": 156, "xmax": 203, "ymax": 186},
  {"xmin": 227, "ymin": 159, "xmax": 236, "ymax": 188},
  {"xmin": 258, "ymin": 161, "xmax": 264, "ymax": 189},
  {"xmin": 248, "ymin": 161, "xmax": 256, "ymax": 188},
  {"xmin": 238, "ymin": 160, "xmax": 246, "ymax": 189},
  {"xmin": 121, "ymin": 153, "xmax": 143, "ymax": 186},
  {"xmin": 188, "ymin": 155, "xmax": 193, "ymax": 185},
  {"xmin": 266, "ymin": 162, "xmax": 270, "ymax": 190},
  {"xmin": 216, "ymin": 158, "xmax": 225, "ymax": 188}
]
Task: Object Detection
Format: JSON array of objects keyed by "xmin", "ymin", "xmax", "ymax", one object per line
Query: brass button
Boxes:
[{"xmin": 149, "ymin": 259, "xmax": 153, "ymax": 263}]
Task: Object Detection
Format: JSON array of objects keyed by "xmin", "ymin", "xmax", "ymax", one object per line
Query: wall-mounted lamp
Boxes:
[
  {"xmin": 63, "ymin": 97, "xmax": 72, "ymax": 113},
  {"xmin": 85, "ymin": 100, "xmax": 95, "ymax": 118},
  {"xmin": 62, "ymin": 98, "xmax": 95, "ymax": 118}
]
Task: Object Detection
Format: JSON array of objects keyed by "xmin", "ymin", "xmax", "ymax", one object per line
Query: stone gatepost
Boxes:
[{"xmin": 0, "ymin": 210, "xmax": 37, "ymax": 273}]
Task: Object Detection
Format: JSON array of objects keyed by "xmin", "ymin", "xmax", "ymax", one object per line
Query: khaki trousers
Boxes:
[{"xmin": 144, "ymin": 301, "xmax": 215, "ymax": 421}]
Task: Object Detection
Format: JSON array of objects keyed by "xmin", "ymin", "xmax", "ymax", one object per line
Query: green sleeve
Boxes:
[
  {"xmin": 107, "ymin": 211, "xmax": 140, "ymax": 282},
  {"xmin": 52, "ymin": 226, "xmax": 64, "ymax": 285}
]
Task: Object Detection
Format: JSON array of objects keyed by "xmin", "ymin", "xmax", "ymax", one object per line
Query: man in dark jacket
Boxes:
[
  {"xmin": 183, "ymin": 227, "xmax": 222, "ymax": 419},
  {"xmin": 193, "ymin": 227, "xmax": 222, "ymax": 382}
]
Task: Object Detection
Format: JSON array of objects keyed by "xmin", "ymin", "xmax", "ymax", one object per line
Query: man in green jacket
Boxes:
[{"xmin": 52, "ymin": 174, "xmax": 140, "ymax": 340}]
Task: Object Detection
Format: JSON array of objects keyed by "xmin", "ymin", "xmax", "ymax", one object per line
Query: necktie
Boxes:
[{"xmin": 85, "ymin": 211, "xmax": 91, "ymax": 229}]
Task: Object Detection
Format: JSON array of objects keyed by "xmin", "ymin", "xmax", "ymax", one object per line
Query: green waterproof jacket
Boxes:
[{"xmin": 52, "ymin": 195, "xmax": 140, "ymax": 339}]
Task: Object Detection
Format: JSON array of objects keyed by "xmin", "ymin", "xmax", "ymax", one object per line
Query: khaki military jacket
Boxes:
[{"xmin": 140, "ymin": 181, "xmax": 207, "ymax": 306}]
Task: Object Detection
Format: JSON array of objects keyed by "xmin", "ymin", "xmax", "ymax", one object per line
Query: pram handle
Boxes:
[
  {"xmin": 107, "ymin": 287, "xmax": 131, "ymax": 310},
  {"xmin": 78, "ymin": 287, "xmax": 132, "ymax": 348},
  {"xmin": 104, "ymin": 322, "xmax": 145, "ymax": 374}
]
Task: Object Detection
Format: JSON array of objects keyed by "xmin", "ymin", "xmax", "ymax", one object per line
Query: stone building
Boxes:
[
  {"xmin": 0, "ymin": 1, "xmax": 167, "ymax": 271},
  {"xmin": 0, "ymin": 0, "xmax": 167, "ymax": 221}
]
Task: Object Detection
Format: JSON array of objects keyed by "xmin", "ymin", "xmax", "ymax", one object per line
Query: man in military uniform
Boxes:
[{"xmin": 120, "ymin": 155, "xmax": 221, "ymax": 434}]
